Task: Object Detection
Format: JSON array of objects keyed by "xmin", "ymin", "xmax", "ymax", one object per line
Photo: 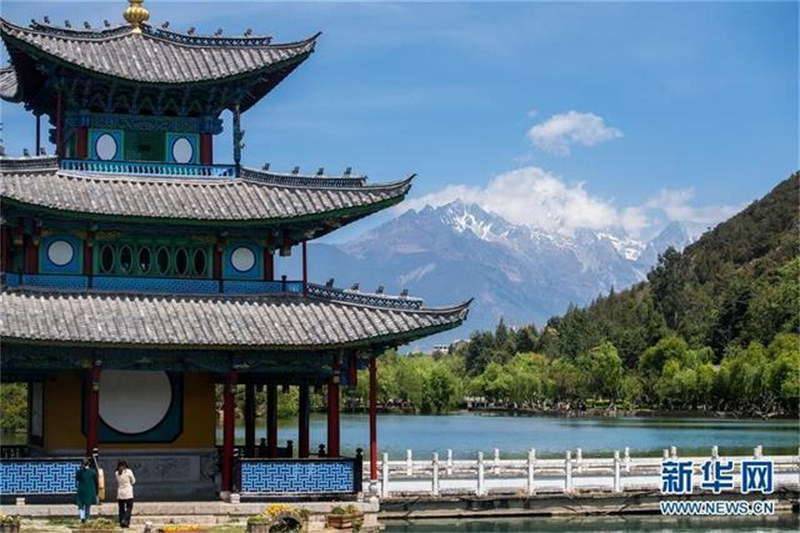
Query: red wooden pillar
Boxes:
[
  {"xmin": 213, "ymin": 242, "xmax": 223, "ymax": 291},
  {"xmin": 55, "ymin": 92, "xmax": 62, "ymax": 158},
  {"xmin": 86, "ymin": 364, "xmax": 101, "ymax": 455},
  {"xmin": 369, "ymin": 357, "xmax": 378, "ymax": 484},
  {"xmin": 25, "ymin": 224, "xmax": 40, "ymax": 274},
  {"xmin": 221, "ymin": 371, "xmax": 237, "ymax": 494},
  {"xmin": 244, "ymin": 382, "xmax": 256, "ymax": 458},
  {"xmin": 200, "ymin": 133, "xmax": 213, "ymax": 165},
  {"xmin": 327, "ymin": 354, "xmax": 341, "ymax": 458},
  {"xmin": 263, "ymin": 249, "xmax": 274, "ymax": 281},
  {"xmin": 76, "ymin": 127, "xmax": 88, "ymax": 159},
  {"xmin": 1, "ymin": 225, "xmax": 11, "ymax": 272},
  {"xmin": 302, "ymin": 240, "xmax": 308, "ymax": 296},
  {"xmin": 298, "ymin": 384, "xmax": 310, "ymax": 458},
  {"xmin": 348, "ymin": 354, "xmax": 358, "ymax": 387},
  {"xmin": 266, "ymin": 383, "xmax": 278, "ymax": 458},
  {"xmin": 13, "ymin": 224, "xmax": 24, "ymax": 275},
  {"xmin": 83, "ymin": 230, "xmax": 94, "ymax": 287}
]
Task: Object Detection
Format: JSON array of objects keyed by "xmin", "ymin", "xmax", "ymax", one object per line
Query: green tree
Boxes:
[
  {"xmin": 0, "ymin": 383, "xmax": 28, "ymax": 435},
  {"xmin": 578, "ymin": 342, "xmax": 624, "ymax": 399},
  {"xmin": 648, "ymin": 247, "xmax": 695, "ymax": 331},
  {"xmin": 423, "ymin": 363, "xmax": 458, "ymax": 413}
]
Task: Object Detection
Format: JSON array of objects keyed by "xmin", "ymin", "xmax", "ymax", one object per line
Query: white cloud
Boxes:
[
  {"xmin": 402, "ymin": 166, "xmax": 630, "ymax": 235},
  {"xmin": 644, "ymin": 187, "xmax": 739, "ymax": 225},
  {"xmin": 527, "ymin": 111, "xmax": 623, "ymax": 155},
  {"xmin": 402, "ymin": 169, "xmax": 739, "ymax": 238}
]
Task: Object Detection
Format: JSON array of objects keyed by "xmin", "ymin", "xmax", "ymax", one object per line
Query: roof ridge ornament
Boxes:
[{"xmin": 124, "ymin": 0, "xmax": 150, "ymax": 34}]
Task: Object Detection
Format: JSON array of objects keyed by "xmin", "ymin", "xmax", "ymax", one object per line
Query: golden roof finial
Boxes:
[{"xmin": 124, "ymin": 0, "xmax": 150, "ymax": 34}]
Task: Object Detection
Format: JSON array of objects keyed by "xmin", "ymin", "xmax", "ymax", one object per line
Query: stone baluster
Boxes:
[
  {"xmin": 670, "ymin": 446, "xmax": 678, "ymax": 459},
  {"xmin": 381, "ymin": 452, "xmax": 389, "ymax": 498},
  {"xmin": 493, "ymin": 448, "xmax": 500, "ymax": 474},
  {"xmin": 432, "ymin": 452, "xmax": 440, "ymax": 497},
  {"xmin": 446, "ymin": 449, "xmax": 453, "ymax": 476},
  {"xmin": 477, "ymin": 452, "xmax": 485, "ymax": 496},
  {"xmin": 624, "ymin": 446, "xmax": 631, "ymax": 473},
  {"xmin": 406, "ymin": 449, "xmax": 413, "ymax": 477},
  {"xmin": 565, "ymin": 450, "xmax": 573, "ymax": 494},
  {"xmin": 526, "ymin": 448, "xmax": 536, "ymax": 496},
  {"xmin": 576, "ymin": 448, "xmax": 583, "ymax": 473},
  {"xmin": 613, "ymin": 450, "xmax": 621, "ymax": 493}
]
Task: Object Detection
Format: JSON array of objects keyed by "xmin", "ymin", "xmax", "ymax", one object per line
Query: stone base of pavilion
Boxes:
[{"xmin": 0, "ymin": 500, "xmax": 380, "ymax": 531}]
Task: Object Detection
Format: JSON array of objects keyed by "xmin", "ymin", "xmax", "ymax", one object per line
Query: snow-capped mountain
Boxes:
[{"xmin": 307, "ymin": 201, "xmax": 701, "ymax": 350}]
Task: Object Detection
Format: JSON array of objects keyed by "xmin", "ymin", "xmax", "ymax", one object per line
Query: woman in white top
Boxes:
[{"xmin": 115, "ymin": 461, "xmax": 136, "ymax": 529}]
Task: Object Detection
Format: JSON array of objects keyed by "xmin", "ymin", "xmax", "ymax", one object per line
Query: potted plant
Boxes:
[
  {"xmin": 0, "ymin": 514, "xmax": 21, "ymax": 533},
  {"xmin": 247, "ymin": 504, "xmax": 307, "ymax": 533},
  {"xmin": 325, "ymin": 505, "xmax": 363, "ymax": 531},
  {"xmin": 71, "ymin": 517, "xmax": 121, "ymax": 533}
]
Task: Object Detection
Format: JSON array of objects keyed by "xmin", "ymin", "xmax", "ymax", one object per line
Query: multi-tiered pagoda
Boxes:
[{"xmin": 0, "ymin": 0, "xmax": 469, "ymax": 501}]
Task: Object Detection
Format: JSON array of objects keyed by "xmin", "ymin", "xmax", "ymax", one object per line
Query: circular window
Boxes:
[
  {"xmin": 119, "ymin": 245, "xmax": 133, "ymax": 273},
  {"xmin": 172, "ymin": 137, "xmax": 193, "ymax": 164},
  {"xmin": 230, "ymin": 246, "xmax": 256, "ymax": 272},
  {"xmin": 100, "ymin": 244, "xmax": 115, "ymax": 273},
  {"xmin": 138, "ymin": 247, "xmax": 152, "ymax": 274},
  {"xmin": 175, "ymin": 248, "xmax": 189, "ymax": 276},
  {"xmin": 156, "ymin": 246, "xmax": 171, "ymax": 275},
  {"xmin": 192, "ymin": 249, "xmax": 207, "ymax": 276},
  {"xmin": 95, "ymin": 133, "xmax": 118, "ymax": 161},
  {"xmin": 99, "ymin": 370, "xmax": 172, "ymax": 434},
  {"xmin": 47, "ymin": 239, "xmax": 74, "ymax": 266}
]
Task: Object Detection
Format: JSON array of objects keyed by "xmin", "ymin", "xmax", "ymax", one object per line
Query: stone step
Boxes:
[{"xmin": 129, "ymin": 514, "xmax": 233, "ymax": 525}]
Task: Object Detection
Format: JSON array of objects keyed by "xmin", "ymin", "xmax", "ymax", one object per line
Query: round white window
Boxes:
[
  {"xmin": 172, "ymin": 137, "xmax": 194, "ymax": 164},
  {"xmin": 231, "ymin": 246, "xmax": 256, "ymax": 272},
  {"xmin": 99, "ymin": 370, "xmax": 172, "ymax": 434},
  {"xmin": 47, "ymin": 239, "xmax": 74, "ymax": 266},
  {"xmin": 95, "ymin": 133, "xmax": 117, "ymax": 161}
]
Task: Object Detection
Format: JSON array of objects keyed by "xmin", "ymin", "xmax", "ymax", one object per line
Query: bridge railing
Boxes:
[{"xmin": 369, "ymin": 445, "xmax": 800, "ymax": 497}]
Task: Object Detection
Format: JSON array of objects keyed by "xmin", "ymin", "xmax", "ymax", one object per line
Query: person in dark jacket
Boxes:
[{"xmin": 75, "ymin": 456, "xmax": 98, "ymax": 523}]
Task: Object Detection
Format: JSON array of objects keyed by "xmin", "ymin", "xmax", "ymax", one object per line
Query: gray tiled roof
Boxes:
[
  {"xmin": 0, "ymin": 67, "xmax": 18, "ymax": 101},
  {"xmin": 0, "ymin": 288, "xmax": 470, "ymax": 349},
  {"xmin": 0, "ymin": 19, "xmax": 316, "ymax": 85},
  {"xmin": 0, "ymin": 159, "xmax": 413, "ymax": 223}
]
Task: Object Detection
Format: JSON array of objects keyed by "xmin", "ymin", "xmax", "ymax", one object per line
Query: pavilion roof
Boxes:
[
  {"xmin": 0, "ymin": 287, "xmax": 470, "ymax": 350},
  {"xmin": 0, "ymin": 18, "xmax": 317, "ymax": 113},
  {"xmin": 0, "ymin": 156, "xmax": 412, "ymax": 232}
]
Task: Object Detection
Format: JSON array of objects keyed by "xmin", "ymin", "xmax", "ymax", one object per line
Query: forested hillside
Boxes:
[{"xmin": 345, "ymin": 174, "xmax": 800, "ymax": 417}]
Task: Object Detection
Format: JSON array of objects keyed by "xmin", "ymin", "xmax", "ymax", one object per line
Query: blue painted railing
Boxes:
[
  {"xmin": 236, "ymin": 454, "xmax": 362, "ymax": 496},
  {"xmin": 3, "ymin": 274, "xmax": 304, "ymax": 295},
  {"xmin": 0, "ymin": 457, "xmax": 82, "ymax": 496},
  {"xmin": 60, "ymin": 159, "xmax": 237, "ymax": 178}
]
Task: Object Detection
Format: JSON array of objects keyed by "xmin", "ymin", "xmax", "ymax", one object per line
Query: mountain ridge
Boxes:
[{"xmin": 308, "ymin": 200, "xmax": 698, "ymax": 349}]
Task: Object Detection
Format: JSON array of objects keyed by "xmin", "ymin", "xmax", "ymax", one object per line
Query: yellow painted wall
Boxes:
[{"xmin": 43, "ymin": 371, "xmax": 216, "ymax": 452}]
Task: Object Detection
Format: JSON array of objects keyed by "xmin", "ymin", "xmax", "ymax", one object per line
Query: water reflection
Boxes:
[{"xmin": 383, "ymin": 514, "xmax": 800, "ymax": 532}]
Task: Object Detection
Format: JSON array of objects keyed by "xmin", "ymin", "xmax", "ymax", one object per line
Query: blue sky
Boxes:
[{"xmin": 2, "ymin": 1, "xmax": 798, "ymax": 241}]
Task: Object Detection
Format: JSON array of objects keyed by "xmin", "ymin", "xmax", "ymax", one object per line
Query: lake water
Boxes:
[
  {"xmin": 220, "ymin": 412, "xmax": 800, "ymax": 459},
  {"xmin": 383, "ymin": 514, "xmax": 800, "ymax": 532}
]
